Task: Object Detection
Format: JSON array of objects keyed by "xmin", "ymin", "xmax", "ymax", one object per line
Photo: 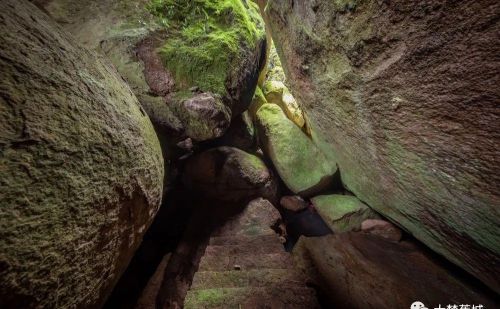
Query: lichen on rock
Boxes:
[{"xmin": 0, "ymin": 0, "xmax": 164, "ymax": 308}]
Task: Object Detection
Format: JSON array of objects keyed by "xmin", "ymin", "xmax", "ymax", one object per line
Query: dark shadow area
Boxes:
[{"xmin": 103, "ymin": 184, "xmax": 198, "ymax": 309}]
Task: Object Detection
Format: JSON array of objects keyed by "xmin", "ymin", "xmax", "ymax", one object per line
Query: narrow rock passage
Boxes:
[{"xmin": 184, "ymin": 198, "xmax": 320, "ymax": 308}]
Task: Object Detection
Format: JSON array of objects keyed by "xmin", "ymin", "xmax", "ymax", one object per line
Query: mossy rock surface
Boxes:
[
  {"xmin": 266, "ymin": 0, "xmax": 500, "ymax": 291},
  {"xmin": 263, "ymin": 80, "xmax": 305, "ymax": 128},
  {"xmin": 41, "ymin": 0, "xmax": 266, "ymax": 148},
  {"xmin": 149, "ymin": 0, "xmax": 267, "ymax": 116},
  {"xmin": 0, "ymin": 1, "xmax": 164, "ymax": 308},
  {"xmin": 255, "ymin": 104, "xmax": 337, "ymax": 196},
  {"xmin": 311, "ymin": 195, "xmax": 379, "ymax": 233}
]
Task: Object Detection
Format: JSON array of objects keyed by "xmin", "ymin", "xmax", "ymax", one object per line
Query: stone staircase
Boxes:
[{"xmin": 184, "ymin": 198, "xmax": 320, "ymax": 308}]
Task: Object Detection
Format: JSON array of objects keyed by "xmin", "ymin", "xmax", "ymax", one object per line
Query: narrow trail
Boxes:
[{"xmin": 184, "ymin": 198, "xmax": 320, "ymax": 308}]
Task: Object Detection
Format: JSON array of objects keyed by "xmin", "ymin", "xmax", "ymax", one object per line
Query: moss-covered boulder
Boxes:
[
  {"xmin": 255, "ymin": 104, "xmax": 337, "ymax": 196},
  {"xmin": 311, "ymin": 195, "xmax": 379, "ymax": 233},
  {"xmin": 170, "ymin": 92, "xmax": 231, "ymax": 141},
  {"xmin": 39, "ymin": 0, "xmax": 267, "ymax": 179},
  {"xmin": 262, "ymin": 80, "xmax": 305, "ymax": 128},
  {"xmin": 266, "ymin": 0, "xmax": 500, "ymax": 291},
  {"xmin": 183, "ymin": 147, "xmax": 278, "ymax": 203},
  {"xmin": 0, "ymin": 1, "xmax": 164, "ymax": 308},
  {"xmin": 148, "ymin": 0, "xmax": 267, "ymax": 118}
]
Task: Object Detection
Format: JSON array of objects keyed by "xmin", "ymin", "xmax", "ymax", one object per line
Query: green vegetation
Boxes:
[{"xmin": 148, "ymin": 0, "xmax": 264, "ymax": 94}]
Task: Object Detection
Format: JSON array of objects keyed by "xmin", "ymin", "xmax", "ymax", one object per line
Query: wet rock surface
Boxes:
[
  {"xmin": 266, "ymin": 0, "xmax": 500, "ymax": 291},
  {"xmin": 0, "ymin": 1, "xmax": 164, "ymax": 307}
]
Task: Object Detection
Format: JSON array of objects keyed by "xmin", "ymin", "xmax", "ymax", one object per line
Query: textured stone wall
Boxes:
[{"xmin": 265, "ymin": 0, "xmax": 500, "ymax": 292}]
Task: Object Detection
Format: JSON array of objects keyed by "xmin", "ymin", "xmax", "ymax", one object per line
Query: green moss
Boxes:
[
  {"xmin": 312, "ymin": 194, "xmax": 379, "ymax": 232},
  {"xmin": 148, "ymin": 0, "xmax": 264, "ymax": 94},
  {"xmin": 193, "ymin": 289, "xmax": 226, "ymax": 305},
  {"xmin": 255, "ymin": 104, "xmax": 337, "ymax": 195}
]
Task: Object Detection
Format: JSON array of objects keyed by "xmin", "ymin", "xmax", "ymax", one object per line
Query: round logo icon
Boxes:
[{"xmin": 411, "ymin": 301, "xmax": 429, "ymax": 309}]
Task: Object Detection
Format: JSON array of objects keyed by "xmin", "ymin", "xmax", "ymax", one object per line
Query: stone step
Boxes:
[
  {"xmin": 208, "ymin": 233, "xmax": 282, "ymax": 246},
  {"xmin": 198, "ymin": 252, "xmax": 294, "ymax": 271},
  {"xmin": 184, "ymin": 286, "xmax": 320, "ymax": 309},
  {"xmin": 203, "ymin": 240, "xmax": 284, "ymax": 258},
  {"xmin": 190, "ymin": 269, "xmax": 305, "ymax": 290}
]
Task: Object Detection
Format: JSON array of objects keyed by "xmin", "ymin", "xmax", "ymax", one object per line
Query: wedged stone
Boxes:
[
  {"xmin": 311, "ymin": 194, "xmax": 379, "ymax": 233},
  {"xmin": 255, "ymin": 104, "xmax": 337, "ymax": 196},
  {"xmin": 184, "ymin": 286, "xmax": 319, "ymax": 309},
  {"xmin": 0, "ymin": 1, "xmax": 164, "ymax": 307},
  {"xmin": 262, "ymin": 80, "xmax": 305, "ymax": 128},
  {"xmin": 361, "ymin": 219, "xmax": 403, "ymax": 242},
  {"xmin": 265, "ymin": 0, "xmax": 500, "ymax": 291},
  {"xmin": 170, "ymin": 92, "xmax": 230, "ymax": 141},
  {"xmin": 280, "ymin": 195, "xmax": 309, "ymax": 212},
  {"xmin": 183, "ymin": 147, "xmax": 278, "ymax": 203},
  {"xmin": 292, "ymin": 233, "xmax": 497, "ymax": 309}
]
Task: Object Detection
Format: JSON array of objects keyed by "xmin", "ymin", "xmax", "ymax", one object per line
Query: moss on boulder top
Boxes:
[
  {"xmin": 255, "ymin": 104, "xmax": 337, "ymax": 196},
  {"xmin": 149, "ymin": 0, "xmax": 266, "ymax": 114},
  {"xmin": 311, "ymin": 195, "xmax": 379, "ymax": 233}
]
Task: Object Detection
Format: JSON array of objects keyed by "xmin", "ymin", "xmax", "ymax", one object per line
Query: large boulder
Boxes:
[
  {"xmin": 255, "ymin": 104, "xmax": 337, "ymax": 196},
  {"xmin": 311, "ymin": 194, "xmax": 379, "ymax": 233},
  {"xmin": 182, "ymin": 147, "xmax": 278, "ymax": 203},
  {"xmin": 293, "ymin": 233, "xmax": 498, "ymax": 309},
  {"xmin": 266, "ymin": 0, "xmax": 500, "ymax": 291},
  {"xmin": 0, "ymin": 1, "xmax": 164, "ymax": 308},
  {"xmin": 40, "ymin": 0, "xmax": 266, "ymax": 141}
]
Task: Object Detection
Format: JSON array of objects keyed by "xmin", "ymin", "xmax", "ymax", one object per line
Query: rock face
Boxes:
[
  {"xmin": 255, "ymin": 104, "xmax": 337, "ymax": 196},
  {"xmin": 183, "ymin": 147, "xmax": 278, "ymax": 203},
  {"xmin": 266, "ymin": 0, "xmax": 500, "ymax": 291},
  {"xmin": 0, "ymin": 1, "xmax": 164, "ymax": 308},
  {"xmin": 293, "ymin": 233, "xmax": 498, "ymax": 309},
  {"xmin": 311, "ymin": 195, "xmax": 379, "ymax": 233}
]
